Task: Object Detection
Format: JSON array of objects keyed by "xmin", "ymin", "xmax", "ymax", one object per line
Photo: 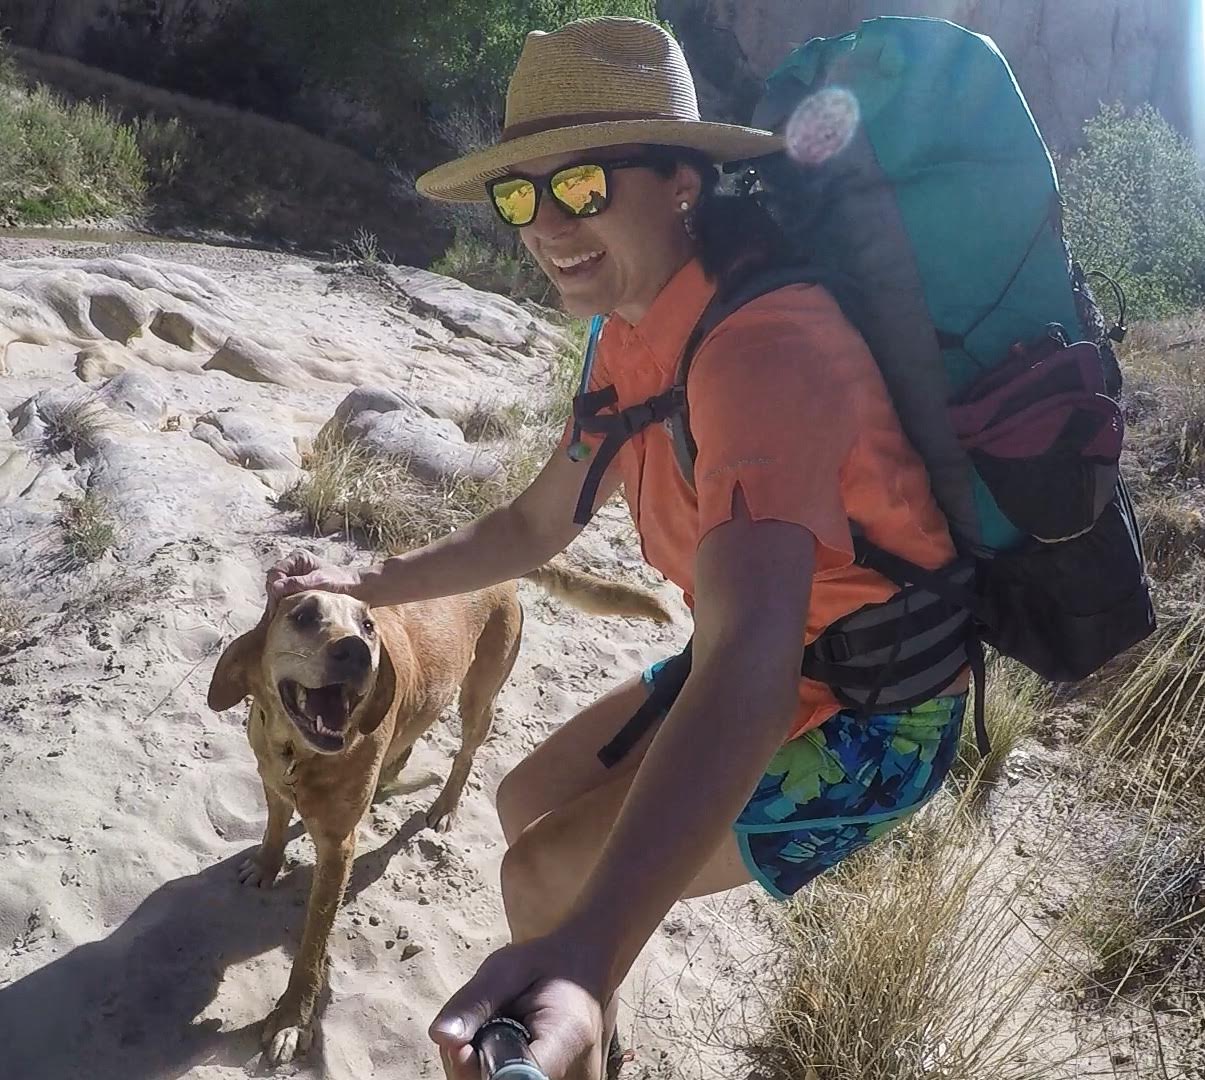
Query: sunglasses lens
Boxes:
[
  {"xmin": 492, "ymin": 178, "xmax": 537, "ymax": 225},
  {"xmin": 551, "ymin": 164, "xmax": 608, "ymax": 216}
]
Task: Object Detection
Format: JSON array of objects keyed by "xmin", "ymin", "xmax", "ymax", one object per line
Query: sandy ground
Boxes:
[{"xmin": 0, "ymin": 236, "xmax": 772, "ymax": 1080}]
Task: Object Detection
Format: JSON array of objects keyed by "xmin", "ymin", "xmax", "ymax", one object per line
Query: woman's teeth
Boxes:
[{"xmin": 551, "ymin": 251, "xmax": 604, "ymax": 271}]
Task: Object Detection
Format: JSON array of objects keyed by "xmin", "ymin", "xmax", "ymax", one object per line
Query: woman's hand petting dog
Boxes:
[{"xmin": 267, "ymin": 550, "xmax": 364, "ymax": 609}]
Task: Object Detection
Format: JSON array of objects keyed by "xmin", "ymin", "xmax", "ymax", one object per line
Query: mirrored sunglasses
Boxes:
[{"xmin": 487, "ymin": 156, "xmax": 668, "ymax": 227}]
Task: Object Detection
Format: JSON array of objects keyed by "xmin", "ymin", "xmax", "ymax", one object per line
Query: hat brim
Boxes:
[{"xmin": 415, "ymin": 119, "xmax": 783, "ymax": 202}]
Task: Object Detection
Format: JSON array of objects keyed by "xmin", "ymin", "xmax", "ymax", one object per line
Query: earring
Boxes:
[{"xmin": 680, "ymin": 200, "xmax": 696, "ymax": 238}]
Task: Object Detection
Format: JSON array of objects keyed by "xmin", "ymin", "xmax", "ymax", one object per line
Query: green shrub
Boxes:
[
  {"xmin": 431, "ymin": 228, "xmax": 556, "ymax": 304},
  {"xmin": 253, "ymin": 0, "xmax": 663, "ymax": 124},
  {"xmin": 1062, "ymin": 103, "xmax": 1205, "ymax": 319},
  {"xmin": 0, "ymin": 53, "xmax": 148, "ymax": 224}
]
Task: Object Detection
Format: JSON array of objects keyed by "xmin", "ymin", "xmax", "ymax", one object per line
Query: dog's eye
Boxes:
[
  {"xmin": 291, "ymin": 606, "xmax": 318, "ymax": 628},
  {"xmin": 362, "ymin": 618, "xmax": 375, "ymax": 636}
]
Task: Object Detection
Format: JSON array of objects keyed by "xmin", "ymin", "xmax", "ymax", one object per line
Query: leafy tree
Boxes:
[
  {"xmin": 1062, "ymin": 103, "xmax": 1205, "ymax": 318},
  {"xmin": 250, "ymin": 1, "xmax": 662, "ymax": 114}
]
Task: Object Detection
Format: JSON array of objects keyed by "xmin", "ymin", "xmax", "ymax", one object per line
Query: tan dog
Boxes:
[{"xmin": 206, "ymin": 563, "xmax": 670, "ymax": 1065}]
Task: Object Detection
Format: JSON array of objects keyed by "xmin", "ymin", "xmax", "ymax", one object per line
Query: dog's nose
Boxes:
[{"xmin": 328, "ymin": 635, "xmax": 371, "ymax": 677}]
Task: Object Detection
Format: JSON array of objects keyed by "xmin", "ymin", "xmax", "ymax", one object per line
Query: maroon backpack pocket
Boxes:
[{"xmin": 950, "ymin": 340, "xmax": 1123, "ymax": 542}]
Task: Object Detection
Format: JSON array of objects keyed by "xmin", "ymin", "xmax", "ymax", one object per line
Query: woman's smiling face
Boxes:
[{"xmin": 513, "ymin": 145, "xmax": 702, "ymax": 324}]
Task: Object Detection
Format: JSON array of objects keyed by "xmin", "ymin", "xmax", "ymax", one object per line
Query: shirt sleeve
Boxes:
[{"xmin": 685, "ymin": 288, "xmax": 867, "ymax": 570}]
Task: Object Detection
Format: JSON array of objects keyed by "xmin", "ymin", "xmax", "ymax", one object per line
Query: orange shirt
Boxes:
[{"xmin": 571, "ymin": 258, "xmax": 958, "ymax": 739}]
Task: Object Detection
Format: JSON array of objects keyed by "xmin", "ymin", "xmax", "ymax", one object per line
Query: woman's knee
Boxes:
[
  {"xmin": 496, "ymin": 676, "xmax": 650, "ymax": 844},
  {"xmin": 495, "ymin": 758, "xmax": 541, "ymax": 844},
  {"xmin": 500, "ymin": 828, "xmax": 564, "ymax": 940}
]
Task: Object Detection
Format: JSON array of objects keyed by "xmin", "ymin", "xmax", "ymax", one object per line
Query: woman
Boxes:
[{"xmin": 267, "ymin": 17, "xmax": 968, "ymax": 1080}]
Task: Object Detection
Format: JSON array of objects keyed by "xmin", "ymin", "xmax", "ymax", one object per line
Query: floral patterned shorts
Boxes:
[{"xmin": 642, "ymin": 659, "xmax": 965, "ymax": 900}]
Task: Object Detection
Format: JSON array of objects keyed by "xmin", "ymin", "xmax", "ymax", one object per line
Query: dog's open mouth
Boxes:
[{"xmin": 278, "ymin": 679, "xmax": 363, "ymax": 752}]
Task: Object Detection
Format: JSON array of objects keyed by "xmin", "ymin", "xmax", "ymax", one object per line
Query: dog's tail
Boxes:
[{"xmin": 522, "ymin": 561, "xmax": 672, "ymax": 623}]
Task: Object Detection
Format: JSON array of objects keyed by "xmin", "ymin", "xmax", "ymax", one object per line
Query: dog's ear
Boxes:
[
  {"xmin": 357, "ymin": 640, "xmax": 398, "ymax": 736},
  {"xmin": 207, "ymin": 615, "xmax": 268, "ymax": 712}
]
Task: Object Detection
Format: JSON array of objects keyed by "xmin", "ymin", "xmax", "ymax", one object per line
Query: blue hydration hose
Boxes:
[{"xmin": 566, "ymin": 313, "xmax": 604, "ymax": 462}]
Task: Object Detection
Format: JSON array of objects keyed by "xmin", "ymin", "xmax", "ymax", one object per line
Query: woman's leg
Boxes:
[
  {"xmin": 501, "ymin": 769, "xmax": 750, "ymax": 944},
  {"xmin": 495, "ymin": 673, "xmax": 659, "ymax": 844},
  {"xmin": 500, "ymin": 770, "xmax": 752, "ymax": 1080},
  {"xmin": 496, "ymin": 693, "xmax": 967, "ymax": 1072},
  {"xmin": 494, "ymin": 670, "xmax": 743, "ymax": 1078}
]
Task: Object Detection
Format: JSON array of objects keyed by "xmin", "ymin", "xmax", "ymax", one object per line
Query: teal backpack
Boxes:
[{"xmin": 572, "ymin": 17, "xmax": 1155, "ymax": 764}]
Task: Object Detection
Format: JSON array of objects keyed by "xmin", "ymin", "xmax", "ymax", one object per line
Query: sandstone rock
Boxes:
[
  {"xmin": 382, "ymin": 266, "xmax": 542, "ymax": 352},
  {"xmin": 94, "ymin": 372, "xmax": 168, "ymax": 427},
  {"xmin": 191, "ymin": 409, "xmax": 302, "ymax": 492},
  {"xmin": 87, "ymin": 432, "xmax": 274, "ymax": 559},
  {"xmin": 192, "ymin": 409, "xmax": 298, "ymax": 471},
  {"xmin": 75, "ymin": 343, "xmax": 130, "ymax": 383},
  {"xmin": 322, "ymin": 386, "xmax": 501, "ymax": 484},
  {"xmin": 658, "ymin": 0, "xmax": 1195, "ymax": 153},
  {"xmin": 0, "ymin": 446, "xmax": 41, "ymax": 507},
  {"xmin": 87, "ymin": 284, "xmax": 150, "ymax": 343},
  {"xmin": 203, "ymin": 334, "xmax": 303, "ymax": 389},
  {"xmin": 149, "ymin": 309, "xmax": 204, "ymax": 350},
  {"xmin": 326, "ymin": 386, "xmax": 430, "ymax": 431}
]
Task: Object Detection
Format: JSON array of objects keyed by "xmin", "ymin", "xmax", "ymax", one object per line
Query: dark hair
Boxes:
[{"xmin": 649, "ymin": 147, "xmax": 788, "ymax": 284}]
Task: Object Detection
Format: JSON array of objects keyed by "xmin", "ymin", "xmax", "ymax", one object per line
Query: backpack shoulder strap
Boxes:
[{"xmin": 670, "ymin": 263, "xmax": 830, "ymax": 489}]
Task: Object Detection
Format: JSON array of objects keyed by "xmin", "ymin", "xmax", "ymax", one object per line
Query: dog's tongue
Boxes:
[{"xmin": 307, "ymin": 685, "xmax": 347, "ymax": 728}]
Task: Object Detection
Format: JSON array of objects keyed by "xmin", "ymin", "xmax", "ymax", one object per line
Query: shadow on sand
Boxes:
[{"xmin": 0, "ymin": 812, "xmax": 429, "ymax": 1080}]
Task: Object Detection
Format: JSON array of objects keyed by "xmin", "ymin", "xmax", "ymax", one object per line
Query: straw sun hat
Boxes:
[{"xmin": 415, "ymin": 16, "xmax": 783, "ymax": 203}]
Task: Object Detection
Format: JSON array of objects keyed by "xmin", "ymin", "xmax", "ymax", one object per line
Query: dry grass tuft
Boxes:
[
  {"xmin": 1084, "ymin": 597, "xmax": 1205, "ymax": 801},
  {"xmin": 282, "ymin": 424, "xmax": 555, "ymax": 555},
  {"xmin": 747, "ymin": 811, "xmax": 1067, "ymax": 1080},
  {"xmin": 41, "ymin": 397, "xmax": 112, "ymax": 455},
  {"xmin": 1138, "ymin": 493, "xmax": 1205, "ymax": 579},
  {"xmin": 56, "ymin": 490, "xmax": 117, "ymax": 563},
  {"xmin": 1121, "ymin": 315, "xmax": 1205, "ymax": 485},
  {"xmin": 457, "ymin": 400, "xmax": 527, "ymax": 443},
  {"xmin": 0, "ymin": 593, "xmax": 29, "ymax": 653},
  {"xmin": 1067, "ymin": 809, "xmax": 1205, "ymax": 998},
  {"xmin": 338, "ymin": 226, "xmax": 385, "ymax": 268},
  {"xmin": 948, "ymin": 655, "xmax": 1048, "ymax": 807},
  {"xmin": 287, "ymin": 318, "xmax": 584, "ymax": 553}
]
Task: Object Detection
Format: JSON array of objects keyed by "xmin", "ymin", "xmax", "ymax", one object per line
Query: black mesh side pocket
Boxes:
[{"xmin": 977, "ymin": 478, "xmax": 1155, "ymax": 682}]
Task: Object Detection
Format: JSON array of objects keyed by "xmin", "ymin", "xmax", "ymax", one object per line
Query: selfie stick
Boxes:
[{"xmin": 475, "ymin": 1017, "xmax": 550, "ymax": 1080}]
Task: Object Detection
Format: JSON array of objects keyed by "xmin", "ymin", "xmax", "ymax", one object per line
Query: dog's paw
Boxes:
[
  {"xmin": 425, "ymin": 800, "xmax": 459, "ymax": 834},
  {"xmin": 238, "ymin": 852, "xmax": 282, "ymax": 888},
  {"xmin": 261, "ymin": 1002, "xmax": 313, "ymax": 1065}
]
